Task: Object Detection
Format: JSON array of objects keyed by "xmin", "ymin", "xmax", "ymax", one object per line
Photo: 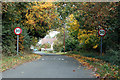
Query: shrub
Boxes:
[
  {"xmin": 106, "ymin": 49, "xmax": 120, "ymax": 65},
  {"xmin": 53, "ymin": 40, "xmax": 63, "ymax": 52},
  {"xmin": 61, "ymin": 38, "xmax": 81, "ymax": 52},
  {"xmin": 67, "ymin": 51, "xmax": 80, "ymax": 54},
  {"xmin": 48, "ymin": 51, "xmax": 53, "ymax": 53},
  {"xmin": 41, "ymin": 43, "xmax": 51, "ymax": 48}
]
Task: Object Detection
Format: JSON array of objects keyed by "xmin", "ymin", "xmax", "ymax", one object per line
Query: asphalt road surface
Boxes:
[
  {"xmin": 33, "ymin": 51, "xmax": 60, "ymax": 56},
  {"xmin": 2, "ymin": 52, "xmax": 95, "ymax": 78}
]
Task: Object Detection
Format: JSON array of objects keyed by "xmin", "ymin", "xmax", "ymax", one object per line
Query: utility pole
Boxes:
[{"xmin": 64, "ymin": 25, "xmax": 65, "ymax": 53}]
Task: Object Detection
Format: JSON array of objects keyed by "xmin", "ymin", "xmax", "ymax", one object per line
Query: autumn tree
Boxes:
[
  {"xmin": 2, "ymin": 2, "xmax": 31, "ymax": 56},
  {"xmin": 55, "ymin": 2, "xmax": 120, "ymax": 64},
  {"xmin": 2, "ymin": 2, "xmax": 59, "ymax": 55}
]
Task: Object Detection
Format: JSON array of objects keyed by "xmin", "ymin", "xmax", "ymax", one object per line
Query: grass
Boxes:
[
  {"xmin": 41, "ymin": 51, "xmax": 48, "ymax": 53},
  {"xmin": 55, "ymin": 52, "xmax": 67, "ymax": 55},
  {"xmin": 66, "ymin": 54, "xmax": 119, "ymax": 79},
  {"xmin": 1, "ymin": 53, "xmax": 41, "ymax": 72},
  {"xmin": 41, "ymin": 51, "xmax": 67, "ymax": 54}
]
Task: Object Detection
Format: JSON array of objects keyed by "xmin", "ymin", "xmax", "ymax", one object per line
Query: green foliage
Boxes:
[
  {"xmin": 48, "ymin": 51, "xmax": 53, "ymax": 53},
  {"xmin": 2, "ymin": 2, "xmax": 120, "ymax": 67},
  {"xmin": 67, "ymin": 51, "xmax": 80, "ymax": 54},
  {"xmin": 2, "ymin": 24, "xmax": 16, "ymax": 56},
  {"xmin": 2, "ymin": 2, "xmax": 31, "ymax": 56},
  {"xmin": 106, "ymin": 49, "xmax": 120, "ymax": 65},
  {"xmin": 53, "ymin": 40, "xmax": 63, "ymax": 52},
  {"xmin": 2, "ymin": 2, "xmax": 56, "ymax": 56},
  {"xmin": 57, "ymin": 3, "xmax": 119, "ymax": 66},
  {"xmin": 63, "ymin": 37, "xmax": 80, "ymax": 52},
  {"xmin": 41, "ymin": 43, "xmax": 51, "ymax": 48}
]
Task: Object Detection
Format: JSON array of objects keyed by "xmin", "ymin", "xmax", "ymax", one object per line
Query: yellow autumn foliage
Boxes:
[
  {"xmin": 67, "ymin": 14, "xmax": 100, "ymax": 49},
  {"xmin": 67, "ymin": 14, "xmax": 80, "ymax": 32},
  {"xmin": 93, "ymin": 44, "xmax": 98, "ymax": 49},
  {"xmin": 24, "ymin": 2, "xmax": 58, "ymax": 30},
  {"xmin": 78, "ymin": 29, "xmax": 99, "ymax": 48}
]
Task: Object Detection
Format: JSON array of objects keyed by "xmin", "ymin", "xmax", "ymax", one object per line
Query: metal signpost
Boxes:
[
  {"xmin": 98, "ymin": 29, "xmax": 106, "ymax": 56},
  {"xmin": 14, "ymin": 27, "xmax": 22, "ymax": 55}
]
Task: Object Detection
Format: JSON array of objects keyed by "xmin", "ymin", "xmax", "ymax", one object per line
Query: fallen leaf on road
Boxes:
[{"xmin": 73, "ymin": 70, "xmax": 75, "ymax": 72}]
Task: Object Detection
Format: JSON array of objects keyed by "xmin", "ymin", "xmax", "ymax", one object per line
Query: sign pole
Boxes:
[
  {"xmin": 98, "ymin": 29, "xmax": 106, "ymax": 56},
  {"xmin": 14, "ymin": 27, "xmax": 22, "ymax": 56},
  {"xmin": 17, "ymin": 35, "xmax": 19, "ymax": 55},
  {"xmin": 101, "ymin": 36, "xmax": 102, "ymax": 56}
]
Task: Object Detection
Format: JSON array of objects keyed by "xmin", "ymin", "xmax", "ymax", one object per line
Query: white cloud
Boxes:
[{"xmin": 38, "ymin": 31, "xmax": 60, "ymax": 44}]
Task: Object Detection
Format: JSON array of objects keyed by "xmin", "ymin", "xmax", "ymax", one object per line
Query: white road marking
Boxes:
[
  {"xmin": 21, "ymin": 72, "xmax": 24, "ymax": 74},
  {"xmin": 42, "ymin": 59, "xmax": 44, "ymax": 60}
]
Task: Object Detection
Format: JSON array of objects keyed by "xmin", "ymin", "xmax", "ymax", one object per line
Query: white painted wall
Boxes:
[{"xmin": 30, "ymin": 45, "xmax": 34, "ymax": 49}]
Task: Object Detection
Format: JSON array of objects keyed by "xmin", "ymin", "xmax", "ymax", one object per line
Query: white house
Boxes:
[
  {"xmin": 40, "ymin": 38, "xmax": 56, "ymax": 51},
  {"xmin": 30, "ymin": 45, "xmax": 34, "ymax": 50},
  {"xmin": 38, "ymin": 31, "xmax": 59, "ymax": 51}
]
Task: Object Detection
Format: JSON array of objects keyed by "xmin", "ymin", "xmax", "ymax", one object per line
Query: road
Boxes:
[
  {"xmin": 33, "ymin": 51, "xmax": 60, "ymax": 56},
  {"xmin": 2, "ymin": 51, "xmax": 95, "ymax": 78}
]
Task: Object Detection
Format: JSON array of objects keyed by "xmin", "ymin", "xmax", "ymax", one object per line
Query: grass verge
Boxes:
[
  {"xmin": 55, "ymin": 52, "xmax": 67, "ymax": 55},
  {"xmin": 66, "ymin": 54, "xmax": 119, "ymax": 79},
  {"xmin": 1, "ymin": 53, "xmax": 41, "ymax": 72}
]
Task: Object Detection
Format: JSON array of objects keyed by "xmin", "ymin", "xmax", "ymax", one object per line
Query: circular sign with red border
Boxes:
[
  {"xmin": 98, "ymin": 29, "xmax": 106, "ymax": 37},
  {"xmin": 14, "ymin": 27, "xmax": 22, "ymax": 35}
]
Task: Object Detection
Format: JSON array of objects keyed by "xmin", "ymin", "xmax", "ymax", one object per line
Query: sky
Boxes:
[
  {"xmin": 38, "ymin": 31, "xmax": 60, "ymax": 44},
  {"xmin": 45, "ymin": 31, "xmax": 60, "ymax": 38}
]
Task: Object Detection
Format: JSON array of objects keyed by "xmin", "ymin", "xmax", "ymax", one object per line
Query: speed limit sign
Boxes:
[
  {"xmin": 14, "ymin": 27, "xmax": 22, "ymax": 55},
  {"xmin": 98, "ymin": 28, "xmax": 106, "ymax": 56},
  {"xmin": 98, "ymin": 29, "xmax": 106, "ymax": 37},
  {"xmin": 14, "ymin": 27, "xmax": 22, "ymax": 35}
]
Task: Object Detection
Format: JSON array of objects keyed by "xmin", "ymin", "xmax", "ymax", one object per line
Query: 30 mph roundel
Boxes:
[
  {"xmin": 98, "ymin": 29, "xmax": 106, "ymax": 37},
  {"xmin": 14, "ymin": 27, "xmax": 22, "ymax": 35}
]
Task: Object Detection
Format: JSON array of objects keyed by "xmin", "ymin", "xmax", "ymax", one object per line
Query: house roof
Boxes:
[{"xmin": 41, "ymin": 38, "xmax": 56, "ymax": 45}]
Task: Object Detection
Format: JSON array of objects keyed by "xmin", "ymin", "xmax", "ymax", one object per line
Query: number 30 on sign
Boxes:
[
  {"xmin": 98, "ymin": 29, "xmax": 106, "ymax": 37},
  {"xmin": 14, "ymin": 27, "xmax": 22, "ymax": 35}
]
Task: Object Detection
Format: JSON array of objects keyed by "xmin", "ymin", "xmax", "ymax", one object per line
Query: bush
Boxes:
[
  {"xmin": 67, "ymin": 51, "xmax": 80, "ymax": 54},
  {"xmin": 53, "ymin": 40, "xmax": 63, "ymax": 52},
  {"xmin": 48, "ymin": 51, "xmax": 53, "ymax": 53},
  {"xmin": 105, "ymin": 49, "xmax": 120, "ymax": 65},
  {"xmin": 70, "ymin": 49, "xmax": 120, "ymax": 66},
  {"xmin": 41, "ymin": 43, "xmax": 51, "ymax": 48},
  {"xmin": 61, "ymin": 38, "xmax": 81, "ymax": 52}
]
